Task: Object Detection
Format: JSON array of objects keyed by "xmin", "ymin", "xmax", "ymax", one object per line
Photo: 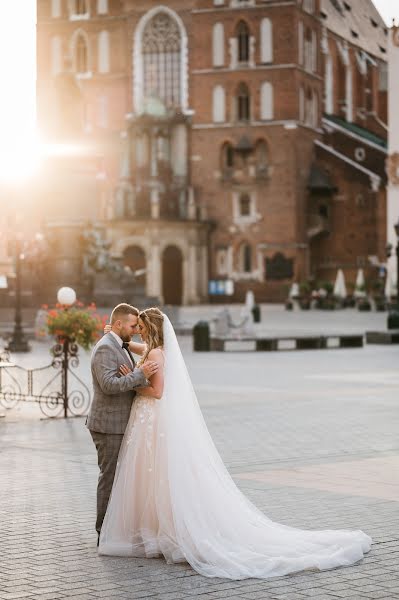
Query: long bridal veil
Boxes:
[{"xmin": 100, "ymin": 314, "xmax": 371, "ymax": 580}]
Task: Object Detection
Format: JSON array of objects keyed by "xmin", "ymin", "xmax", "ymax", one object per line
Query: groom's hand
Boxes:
[{"xmin": 141, "ymin": 361, "xmax": 158, "ymax": 379}]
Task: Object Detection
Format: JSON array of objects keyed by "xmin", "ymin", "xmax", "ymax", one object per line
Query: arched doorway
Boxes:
[
  {"xmin": 123, "ymin": 245, "xmax": 146, "ymax": 286},
  {"xmin": 162, "ymin": 245, "xmax": 183, "ymax": 305}
]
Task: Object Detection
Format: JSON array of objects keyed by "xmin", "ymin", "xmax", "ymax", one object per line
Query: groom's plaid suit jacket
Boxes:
[{"xmin": 86, "ymin": 333, "xmax": 147, "ymax": 434}]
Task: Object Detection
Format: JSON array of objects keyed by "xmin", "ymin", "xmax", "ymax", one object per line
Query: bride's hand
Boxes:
[
  {"xmin": 120, "ymin": 364, "xmax": 132, "ymax": 376},
  {"xmin": 104, "ymin": 324, "xmax": 112, "ymax": 334}
]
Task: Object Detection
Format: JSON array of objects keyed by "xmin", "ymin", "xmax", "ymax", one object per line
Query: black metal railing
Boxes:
[{"xmin": 0, "ymin": 341, "xmax": 91, "ymax": 418}]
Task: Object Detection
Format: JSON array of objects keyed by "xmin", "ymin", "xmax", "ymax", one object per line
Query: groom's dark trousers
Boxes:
[
  {"xmin": 90, "ymin": 432, "xmax": 124, "ymax": 534},
  {"xmin": 86, "ymin": 333, "xmax": 148, "ymax": 535}
]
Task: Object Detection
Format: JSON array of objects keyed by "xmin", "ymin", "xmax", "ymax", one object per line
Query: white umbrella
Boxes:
[
  {"xmin": 333, "ymin": 269, "xmax": 347, "ymax": 299},
  {"xmin": 354, "ymin": 269, "xmax": 366, "ymax": 298},
  {"xmin": 385, "ymin": 267, "xmax": 397, "ymax": 300},
  {"xmin": 289, "ymin": 282, "xmax": 300, "ymax": 298}
]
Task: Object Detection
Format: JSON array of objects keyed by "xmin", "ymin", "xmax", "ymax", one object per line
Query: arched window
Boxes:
[
  {"xmin": 311, "ymin": 30, "xmax": 317, "ymax": 72},
  {"xmin": 221, "ymin": 143, "xmax": 234, "ymax": 169},
  {"xmin": 325, "ymin": 53, "xmax": 333, "ymax": 114},
  {"xmin": 76, "ymin": 0, "xmax": 87, "ymax": 14},
  {"xmin": 304, "ymin": 28, "xmax": 312, "ymax": 72},
  {"xmin": 97, "ymin": 0, "xmax": 108, "ymax": 14},
  {"xmin": 239, "ymin": 194, "xmax": 251, "ymax": 216},
  {"xmin": 74, "ymin": 32, "xmax": 89, "ymax": 74},
  {"xmin": 212, "ymin": 85, "xmax": 226, "ymax": 123},
  {"xmin": 142, "ymin": 11, "xmax": 182, "ymax": 109},
  {"xmin": 239, "ymin": 243, "xmax": 252, "ymax": 273},
  {"xmin": 305, "ymin": 87, "xmax": 312, "ymax": 126},
  {"xmin": 98, "ymin": 30, "xmax": 110, "ymax": 73},
  {"xmin": 212, "ymin": 23, "xmax": 225, "ymax": 67},
  {"xmin": 236, "ymin": 21, "xmax": 250, "ymax": 63},
  {"xmin": 260, "ymin": 81, "xmax": 273, "ymax": 120},
  {"xmin": 260, "ymin": 18, "xmax": 273, "ymax": 63},
  {"xmin": 51, "ymin": 36, "xmax": 62, "ymax": 75},
  {"xmin": 236, "ymin": 83, "xmax": 250, "ymax": 122}
]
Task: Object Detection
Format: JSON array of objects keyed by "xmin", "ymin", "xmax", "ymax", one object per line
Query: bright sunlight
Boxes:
[{"xmin": 0, "ymin": 1, "xmax": 39, "ymax": 183}]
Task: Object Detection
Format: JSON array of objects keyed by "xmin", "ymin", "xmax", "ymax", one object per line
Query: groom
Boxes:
[{"xmin": 86, "ymin": 303, "xmax": 158, "ymax": 544}]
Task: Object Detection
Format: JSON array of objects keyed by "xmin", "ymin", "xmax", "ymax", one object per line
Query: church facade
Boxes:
[{"xmin": 36, "ymin": 0, "xmax": 388, "ymax": 304}]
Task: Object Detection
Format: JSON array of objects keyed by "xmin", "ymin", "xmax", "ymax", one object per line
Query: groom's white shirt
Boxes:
[{"xmin": 110, "ymin": 330, "xmax": 134, "ymax": 368}]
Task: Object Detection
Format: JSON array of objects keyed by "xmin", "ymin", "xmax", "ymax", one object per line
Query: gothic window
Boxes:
[
  {"xmin": 212, "ymin": 85, "xmax": 226, "ymax": 123},
  {"xmin": 305, "ymin": 88, "xmax": 312, "ymax": 126},
  {"xmin": 260, "ymin": 18, "xmax": 273, "ymax": 63},
  {"xmin": 304, "ymin": 28, "xmax": 312, "ymax": 72},
  {"xmin": 236, "ymin": 21, "xmax": 250, "ymax": 63},
  {"xmin": 98, "ymin": 30, "xmax": 110, "ymax": 73},
  {"xmin": 325, "ymin": 53, "xmax": 333, "ymax": 114},
  {"xmin": 236, "ymin": 83, "xmax": 250, "ymax": 122},
  {"xmin": 51, "ymin": 36, "xmax": 62, "ymax": 75},
  {"xmin": 213, "ymin": 23, "xmax": 225, "ymax": 67},
  {"xmin": 142, "ymin": 12, "xmax": 182, "ymax": 109},
  {"xmin": 260, "ymin": 81, "xmax": 273, "ymax": 120},
  {"xmin": 239, "ymin": 194, "xmax": 251, "ymax": 216},
  {"xmin": 76, "ymin": 0, "xmax": 87, "ymax": 14},
  {"xmin": 69, "ymin": 0, "xmax": 89, "ymax": 17},
  {"xmin": 239, "ymin": 243, "xmax": 252, "ymax": 273},
  {"xmin": 298, "ymin": 21, "xmax": 303, "ymax": 65},
  {"xmin": 74, "ymin": 33, "xmax": 89, "ymax": 74},
  {"xmin": 311, "ymin": 30, "xmax": 317, "ymax": 72},
  {"xmin": 97, "ymin": 0, "xmax": 108, "ymax": 14}
]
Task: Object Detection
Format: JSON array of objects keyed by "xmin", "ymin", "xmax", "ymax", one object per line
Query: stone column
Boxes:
[
  {"xmin": 199, "ymin": 245, "xmax": 208, "ymax": 298},
  {"xmin": 187, "ymin": 244, "xmax": 200, "ymax": 304},
  {"xmin": 147, "ymin": 242, "xmax": 162, "ymax": 299},
  {"xmin": 151, "ymin": 188, "xmax": 160, "ymax": 219}
]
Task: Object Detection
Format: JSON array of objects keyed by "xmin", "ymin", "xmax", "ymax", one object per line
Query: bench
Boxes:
[{"xmin": 210, "ymin": 334, "xmax": 364, "ymax": 352}]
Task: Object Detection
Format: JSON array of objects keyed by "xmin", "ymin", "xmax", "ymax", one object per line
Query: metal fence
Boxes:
[{"xmin": 0, "ymin": 340, "xmax": 91, "ymax": 418}]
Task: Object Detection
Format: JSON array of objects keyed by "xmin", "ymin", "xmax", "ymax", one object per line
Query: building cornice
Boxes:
[{"xmin": 191, "ymin": 2, "xmax": 296, "ymax": 14}]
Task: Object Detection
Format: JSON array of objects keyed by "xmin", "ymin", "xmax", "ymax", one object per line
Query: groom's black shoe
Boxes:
[{"xmin": 97, "ymin": 532, "xmax": 100, "ymax": 547}]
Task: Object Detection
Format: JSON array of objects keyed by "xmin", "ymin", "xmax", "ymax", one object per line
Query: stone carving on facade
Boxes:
[
  {"xmin": 392, "ymin": 26, "xmax": 399, "ymax": 48},
  {"xmin": 386, "ymin": 153, "xmax": 399, "ymax": 185}
]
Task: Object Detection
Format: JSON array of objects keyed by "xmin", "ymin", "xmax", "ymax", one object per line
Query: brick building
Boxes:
[{"xmin": 36, "ymin": 0, "xmax": 388, "ymax": 304}]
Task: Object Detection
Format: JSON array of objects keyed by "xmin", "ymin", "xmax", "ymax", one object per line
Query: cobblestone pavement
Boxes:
[{"xmin": 1, "ymin": 313, "xmax": 398, "ymax": 599}]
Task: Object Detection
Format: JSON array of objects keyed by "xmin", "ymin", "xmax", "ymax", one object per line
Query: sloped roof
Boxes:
[
  {"xmin": 321, "ymin": 0, "xmax": 388, "ymax": 60},
  {"xmin": 325, "ymin": 115, "xmax": 387, "ymax": 149}
]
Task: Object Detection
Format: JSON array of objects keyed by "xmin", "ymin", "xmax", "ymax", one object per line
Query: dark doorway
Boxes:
[{"xmin": 162, "ymin": 245, "xmax": 183, "ymax": 305}]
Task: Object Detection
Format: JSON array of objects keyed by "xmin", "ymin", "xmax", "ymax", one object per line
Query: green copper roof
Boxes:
[{"xmin": 325, "ymin": 115, "xmax": 387, "ymax": 149}]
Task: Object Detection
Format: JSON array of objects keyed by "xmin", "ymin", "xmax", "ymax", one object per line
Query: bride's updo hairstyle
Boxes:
[{"xmin": 138, "ymin": 307, "xmax": 164, "ymax": 364}]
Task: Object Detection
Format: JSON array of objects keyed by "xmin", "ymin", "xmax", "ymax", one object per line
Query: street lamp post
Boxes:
[
  {"xmin": 56, "ymin": 286, "xmax": 77, "ymax": 418},
  {"xmin": 7, "ymin": 238, "xmax": 30, "ymax": 353},
  {"xmin": 387, "ymin": 219, "xmax": 399, "ymax": 330}
]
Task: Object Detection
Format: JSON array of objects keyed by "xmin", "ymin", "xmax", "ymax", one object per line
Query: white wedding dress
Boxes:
[{"xmin": 99, "ymin": 315, "xmax": 371, "ymax": 579}]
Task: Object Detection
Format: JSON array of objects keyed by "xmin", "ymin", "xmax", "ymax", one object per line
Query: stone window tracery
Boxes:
[
  {"xmin": 236, "ymin": 83, "xmax": 250, "ymax": 122},
  {"xmin": 236, "ymin": 21, "xmax": 250, "ymax": 63},
  {"xmin": 142, "ymin": 12, "xmax": 181, "ymax": 109}
]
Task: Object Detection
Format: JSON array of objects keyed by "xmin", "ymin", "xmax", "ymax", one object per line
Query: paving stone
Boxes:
[{"xmin": 1, "ymin": 335, "xmax": 399, "ymax": 599}]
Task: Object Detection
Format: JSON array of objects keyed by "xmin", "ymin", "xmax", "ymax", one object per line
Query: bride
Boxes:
[{"xmin": 99, "ymin": 308, "xmax": 371, "ymax": 580}]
